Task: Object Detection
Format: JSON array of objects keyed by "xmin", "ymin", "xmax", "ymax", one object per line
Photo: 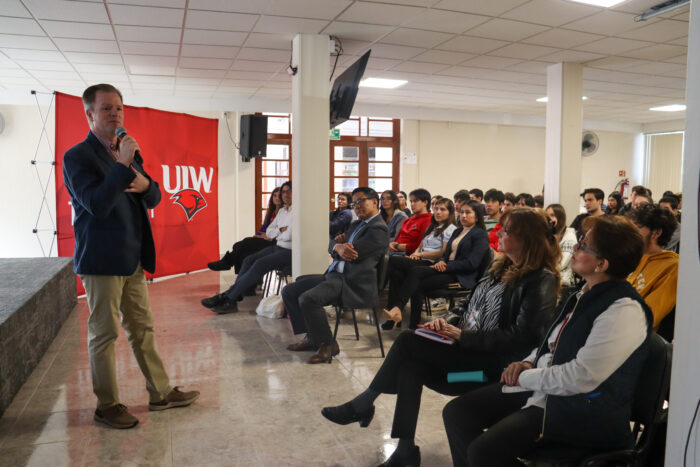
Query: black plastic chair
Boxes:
[
  {"xmin": 332, "ymin": 254, "xmax": 387, "ymax": 358},
  {"xmin": 656, "ymin": 307, "xmax": 675, "ymax": 342},
  {"xmin": 262, "ymin": 267, "xmax": 291, "ymax": 298},
  {"xmin": 526, "ymin": 333, "xmax": 673, "ymax": 467}
]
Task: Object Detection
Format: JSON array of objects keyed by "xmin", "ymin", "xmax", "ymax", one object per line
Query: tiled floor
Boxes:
[{"xmin": 0, "ymin": 270, "xmax": 454, "ymax": 466}]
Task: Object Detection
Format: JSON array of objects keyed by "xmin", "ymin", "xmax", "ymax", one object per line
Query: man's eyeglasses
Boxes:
[
  {"xmin": 574, "ymin": 241, "xmax": 600, "ymax": 257},
  {"xmin": 350, "ymin": 197, "xmax": 371, "ymax": 208}
]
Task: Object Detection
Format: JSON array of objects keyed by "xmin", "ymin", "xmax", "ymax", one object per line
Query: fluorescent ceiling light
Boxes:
[
  {"xmin": 569, "ymin": 0, "xmax": 626, "ymax": 7},
  {"xmin": 536, "ymin": 96, "xmax": 588, "ymax": 102},
  {"xmin": 359, "ymin": 78, "xmax": 408, "ymax": 89},
  {"xmin": 649, "ymin": 104, "xmax": 686, "ymax": 112}
]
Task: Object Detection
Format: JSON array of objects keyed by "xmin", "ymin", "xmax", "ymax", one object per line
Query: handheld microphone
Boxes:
[{"xmin": 115, "ymin": 126, "xmax": 143, "ymax": 165}]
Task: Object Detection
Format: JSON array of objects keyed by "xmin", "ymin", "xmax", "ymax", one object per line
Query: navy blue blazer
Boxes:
[
  {"xmin": 62, "ymin": 131, "xmax": 161, "ymax": 275},
  {"xmin": 441, "ymin": 226, "xmax": 490, "ymax": 290}
]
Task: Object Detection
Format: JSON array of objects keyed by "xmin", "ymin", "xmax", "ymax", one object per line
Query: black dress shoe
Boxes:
[
  {"xmin": 381, "ymin": 320, "xmax": 395, "ymax": 330},
  {"xmin": 321, "ymin": 401, "xmax": 375, "ymax": 427},
  {"xmin": 208, "ymin": 251, "xmax": 233, "ymax": 271},
  {"xmin": 378, "ymin": 446, "xmax": 421, "ymax": 467},
  {"xmin": 201, "ymin": 293, "xmax": 228, "ymax": 309},
  {"xmin": 212, "ymin": 299, "xmax": 238, "ymax": 314}
]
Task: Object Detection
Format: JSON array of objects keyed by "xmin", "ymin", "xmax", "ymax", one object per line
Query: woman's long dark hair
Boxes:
[
  {"xmin": 262, "ymin": 186, "xmax": 281, "ymax": 227},
  {"xmin": 424, "ymin": 198, "xmax": 456, "ymax": 237},
  {"xmin": 380, "ymin": 190, "xmax": 400, "ymax": 223},
  {"xmin": 606, "ymin": 191, "xmax": 623, "ymax": 215},
  {"xmin": 545, "ymin": 203, "xmax": 567, "ymax": 241}
]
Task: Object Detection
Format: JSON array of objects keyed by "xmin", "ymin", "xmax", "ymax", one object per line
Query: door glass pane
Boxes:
[
  {"xmin": 369, "ymin": 146, "xmax": 392, "ymax": 161},
  {"xmin": 334, "ymin": 146, "xmax": 359, "ymax": 160},
  {"xmin": 369, "ymin": 178, "xmax": 392, "ymax": 192},
  {"xmin": 267, "ymin": 144, "xmax": 289, "ymax": 159},
  {"xmin": 262, "ymin": 177, "xmax": 288, "ymax": 192},
  {"xmin": 265, "ymin": 114, "xmax": 290, "ymax": 134},
  {"xmin": 337, "ymin": 118, "xmax": 359, "ymax": 136},
  {"xmin": 369, "ymin": 162, "xmax": 392, "ymax": 177},
  {"xmin": 262, "ymin": 160, "xmax": 289, "ymax": 176},
  {"xmin": 334, "ymin": 162, "xmax": 359, "ymax": 176},
  {"xmin": 368, "ymin": 120, "xmax": 393, "ymax": 137},
  {"xmin": 334, "ymin": 178, "xmax": 358, "ymax": 192},
  {"xmin": 262, "ymin": 194, "xmax": 270, "ymax": 209}
]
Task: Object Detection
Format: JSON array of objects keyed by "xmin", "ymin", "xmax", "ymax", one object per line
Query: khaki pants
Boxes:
[{"xmin": 81, "ymin": 265, "xmax": 171, "ymax": 410}]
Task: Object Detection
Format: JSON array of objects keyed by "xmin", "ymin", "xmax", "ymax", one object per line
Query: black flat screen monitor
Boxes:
[{"xmin": 329, "ymin": 50, "xmax": 371, "ymax": 129}]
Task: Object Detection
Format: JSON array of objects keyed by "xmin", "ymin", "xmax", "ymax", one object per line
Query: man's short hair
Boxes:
[
  {"xmin": 453, "ymin": 189, "xmax": 470, "ymax": 203},
  {"xmin": 659, "ymin": 196, "xmax": 680, "ymax": 210},
  {"xmin": 469, "ymin": 188, "xmax": 484, "ymax": 200},
  {"xmin": 631, "ymin": 185, "xmax": 648, "ymax": 196},
  {"xmin": 351, "ymin": 186, "xmax": 378, "ymax": 202},
  {"xmin": 504, "ymin": 192, "xmax": 517, "ymax": 205},
  {"xmin": 533, "ymin": 195, "xmax": 544, "ymax": 208},
  {"xmin": 581, "ymin": 188, "xmax": 604, "ymax": 201},
  {"xmin": 409, "ymin": 188, "xmax": 431, "ymax": 204},
  {"xmin": 82, "ymin": 83, "xmax": 123, "ymax": 111},
  {"xmin": 516, "ymin": 193, "xmax": 535, "ymax": 207},
  {"xmin": 484, "ymin": 189, "xmax": 505, "ymax": 204},
  {"xmin": 627, "ymin": 203, "xmax": 678, "ymax": 246}
]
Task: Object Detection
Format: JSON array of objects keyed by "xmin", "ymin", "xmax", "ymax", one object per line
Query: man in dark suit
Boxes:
[
  {"xmin": 63, "ymin": 84, "xmax": 198, "ymax": 429},
  {"xmin": 282, "ymin": 187, "xmax": 389, "ymax": 364}
]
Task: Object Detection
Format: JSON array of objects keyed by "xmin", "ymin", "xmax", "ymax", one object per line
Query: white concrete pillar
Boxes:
[
  {"xmin": 291, "ymin": 34, "xmax": 330, "ymax": 278},
  {"xmin": 666, "ymin": 3, "xmax": 700, "ymax": 465},
  {"xmin": 543, "ymin": 62, "xmax": 583, "ymax": 220}
]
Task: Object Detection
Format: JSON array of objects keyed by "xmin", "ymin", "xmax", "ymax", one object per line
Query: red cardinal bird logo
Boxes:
[{"xmin": 170, "ymin": 189, "xmax": 207, "ymax": 221}]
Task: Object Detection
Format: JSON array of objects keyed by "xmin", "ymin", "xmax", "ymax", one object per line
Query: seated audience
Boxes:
[
  {"xmin": 503, "ymin": 192, "xmax": 517, "ymax": 212},
  {"xmin": 389, "ymin": 189, "xmax": 433, "ymax": 256},
  {"xmin": 322, "ymin": 207, "xmax": 559, "ymax": 467},
  {"xmin": 606, "ymin": 191, "xmax": 623, "ymax": 215},
  {"xmin": 516, "ymin": 193, "xmax": 535, "ymax": 207},
  {"xmin": 430, "ymin": 195, "xmax": 444, "ymax": 213},
  {"xmin": 453, "ymin": 189, "xmax": 470, "ymax": 219},
  {"xmin": 627, "ymin": 204, "xmax": 679, "ymax": 330},
  {"xmin": 282, "ymin": 187, "xmax": 388, "ymax": 364},
  {"xmin": 398, "ymin": 190, "xmax": 412, "ymax": 216},
  {"xmin": 546, "ymin": 203, "xmax": 577, "ymax": 288},
  {"xmin": 618, "ymin": 185, "xmax": 649, "ymax": 216},
  {"xmin": 483, "ymin": 188, "xmax": 504, "ymax": 233},
  {"xmin": 329, "ymin": 192, "xmax": 352, "ymax": 238},
  {"xmin": 383, "ymin": 200, "xmax": 490, "ymax": 330},
  {"xmin": 469, "ymin": 188, "xmax": 486, "ymax": 216},
  {"xmin": 659, "ymin": 195, "xmax": 681, "ymax": 252},
  {"xmin": 382, "ymin": 198, "xmax": 457, "ymax": 331},
  {"xmin": 443, "ymin": 215, "xmax": 651, "ymax": 466},
  {"xmin": 208, "ymin": 186, "xmax": 282, "ymax": 272},
  {"xmin": 632, "ymin": 193, "xmax": 652, "ymax": 210},
  {"xmin": 200, "ymin": 182, "xmax": 293, "ymax": 313},
  {"xmin": 533, "ymin": 195, "xmax": 544, "ymax": 209},
  {"xmin": 570, "ymin": 188, "xmax": 605, "ymax": 239},
  {"xmin": 380, "ymin": 190, "xmax": 409, "ymax": 240}
]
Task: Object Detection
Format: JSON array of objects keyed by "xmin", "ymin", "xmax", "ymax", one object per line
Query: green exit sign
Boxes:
[{"xmin": 329, "ymin": 128, "xmax": 340, "ymax": 140}]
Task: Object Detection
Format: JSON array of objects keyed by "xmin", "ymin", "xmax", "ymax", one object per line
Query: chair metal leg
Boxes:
[
  {"xmin": 333, "ymin": 306, "xmax": 341, "ymax": 340},
  {"xmin": 372, "ymin": 307, "xmax": 385, "ymax": 358},
  {"xmin": 424, "ymin": 297, "xmax": 432, "ymax": 316},
  {"xmin": 351, "ymin": 309, "xmax": 359, "ymax": 340},
  {"xmin": 262, "ymin": 271, "xmax": 271, "ymax": 297},
  {"xmin": 275, "ymin": 271, "xmax": 283, "ymax": 295}
]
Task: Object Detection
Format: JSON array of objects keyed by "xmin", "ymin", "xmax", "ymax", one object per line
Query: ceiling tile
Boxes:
[
  {"xmin": 25, "ymin": 0, "xmax": 108, "ymax": 22},
  {"xmin": 1, "ymin": 0, "xmax": 31, "ymax": 17},
  {"xmin": 462, "ymin": 55, "xmax": 523, "ymax": 69},
  {"xmin": 0, "ymin": 34, "xmax": 56, "ymax": 50},
  {"xmin": 73, "ymin": 63, "xmax": 126, "ymax": 73},
  {"xmin": 337, "ymin": 2, "xmax": 425, "ymax": 26},
  {"xmin": 465, "ymin": 18, "xmax": 550, "ymax": 42},
  {"xmin": 244, "ymin": 33, "xmax": 292, "ymax": 50},
  {"xmin": 489, "ymin": 43, "xmax": 559, "ymax": 60},
  {"xmin": 109, "ymin": 0, "xmax": 187, "ymax": 6},
  {"xmin": 502, "ymin": 0, "xmax": 600, "ymax": 27},
  {"xmin": 338, "ymin": 39, "xmax": 372, "ymax": 55},
  {"xmin": 64, "ymin": 52, "xmax": 123, "ymax": 64},
  {"xmin": 412, "ymin": 49, "xmax": 475, "ymax": 65},
  {"xmin": 128, "ymin": 64, "xmax": 175, "ymax": 75},
  {"xmin": 236, "ymin": 47, "xmax": 290, "ymax": 62},
  {"xmin": 183, "ymin": 29, "xmax": 247, "ymax": 46},
  {"xmin": 114, "ymin": 25, "xmax": 180, "ymax": 42},
  {"xmin": 562, "ymin": 10, "xmax": 640, "ymax": 36},
  {"xmin": 187, "ymin": 0, "xmax": 272, "ymax": 14},
  {"xmin": 0, "ymin": 17, "xmax": 46, "ymax": 36},
  {"xmin": 323, "ymin": 22, "xmax": 393, "ymax": 42},
  {"xmin": 433, "ymin": 0, "xmax": 530, "ymax": 17},
  {"xmin": 109, "ymin": 4, "xmax": 184, "ymax": 27},
  {"xmin": 263, "ymin": 0, "xmax": 351, "ymax": 19},
  {"xmin": 575, "ymin": 37, "xmax": 653, "ymax": 55},
  {"xmin": 18, "ymin": 60, "xmax": 73, "ymax": 71},
  {"xmin": 368, "ymin": 43, "xmax": 425, "ymax": 60},
  {"xmin": 436, "ymin": 35, "xmax": 509, "ymax": 54},
  {"xmin": 663, "ymin": 54, "xmax": 686, "ymax": 64},
  {"xmin": 584, "ymin": 56, "xmax": 648, "ymax": 70},
  {"xmin": 176, "ymin": 68, "xmax": 227, "ymax": 77},
  {"xmin": 621, "ymin": 44, "xmax": 687, "ymax": 60},
  {"xmin": 434, "ymin": 66, "xmax": 489, "ymax": 79},
  {"xmin": 119, "ymin": 41, "xmax": 180, "ymax": 56},
  {"xmin": 667, "ymin": 36, "xmax": 687, "ymax": 46},
  {"xmin": 0, "ymin": 69, "xmax": 29, "ymax": 77},
  {"xmin": 230, "ymin": 59, "xmax": 284, "ymax": 72},
  {"xmin": 225, "ymin": 70, "xmax": 275, "ymax": 80},
  {"xmin": 181, "ymin": 44, "xmax": 239, "ymax": 58},
  {"xmin": 1, "ymin": 48, "xmax": 64, "ymax": 61},
  {"xmin": 536, "ymin": 50, "xmax": 604, "ymax": 63},
  {"xmin": 54, "ymin": 38, "xmax": 119, "ymax": 53},
  {"xmin": 364, "ymin": 56, "xmax": 403, "ymax": 70},
  {"xmin": 186, "ymin": 9, "xmax": 258, "ymax": 31},
  {"xmin": 623, "ymin": 61, "xmax": 685, "ymax": 75},
  {"xmin": 523, "ymin": 28, "xmax": 603, "ymax": 49},
  {"xmin": 504, "ymin": 60, "xmax": 550, "ymax": 74},
  {"xmin": 389, "ymin": 61, "xmax": 450, "ymax": 73},
  {"xmin": 179, "ymin": 57, "xmax": 232, "ymax": 69},
  {"xmin": 619, "ymin": 19, "xmax": 689, "ymax": 43},
  {"xmin": 254, "ymin": 16, "xmax": 327, "ymax": 35},
  {"xmin": 380, "ymin": 28, "xmax": 453, "ymax": 48},
  {"xmin": 401, "ymin": 9, "xmax": 488, "ymax": 34}
]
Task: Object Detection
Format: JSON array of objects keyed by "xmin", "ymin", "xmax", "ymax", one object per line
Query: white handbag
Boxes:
[{"xmin": 255, "ymin": 294, "xmax": 285, "ymax": 319}]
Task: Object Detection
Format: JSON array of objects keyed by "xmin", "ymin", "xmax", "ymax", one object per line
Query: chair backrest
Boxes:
[
  {"xmin": 656, "ymin": 307, "xmax": 675, "ymax": 342},
  {"xmin": 477, "ymin": 247, "xmax": 494, "ymax": 280},
  {"xmin": 377, "ymin": 253, "xmax": 390, "ymax": 292},
  {"xmin": 631, "ymin": 333, "xmax": 673, "ymax": 455}
]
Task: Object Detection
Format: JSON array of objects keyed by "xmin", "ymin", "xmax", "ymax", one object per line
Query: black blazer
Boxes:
[
  {"xmin": 327, "ymin": 214, "xmax": 389, "ymax": 308},
  {"xmin": 441, "ymin": 226, "xmax": 490, "ymax": 290},
  {"xmin": 62, "ymin": 131, "xmax": 161, "ymax": 275}
]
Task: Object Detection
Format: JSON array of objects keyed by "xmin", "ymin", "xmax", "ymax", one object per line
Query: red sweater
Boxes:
[
  {"xmin": 395, "ymin": 212, "xmax": 432, "ymax": 255},
  {"xmin": 488, "ymin": 223, "xmax": 502, "ymax": 250}
]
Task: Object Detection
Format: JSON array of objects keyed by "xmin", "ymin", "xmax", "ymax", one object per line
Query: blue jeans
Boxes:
[{"xmin": 223, "ymin": 245, "xmax": 291, "ymax": 301}]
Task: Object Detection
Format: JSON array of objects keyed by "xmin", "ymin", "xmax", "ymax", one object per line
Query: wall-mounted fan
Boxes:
[{"xmin": 582, "ymin": 131, "xmax": 599, "ymax": 157}]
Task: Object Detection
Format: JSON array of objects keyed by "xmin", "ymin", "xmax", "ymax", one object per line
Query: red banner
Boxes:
[{"xmin": 55, "ymin": 92, "xmax": 219, "ymax": 294}]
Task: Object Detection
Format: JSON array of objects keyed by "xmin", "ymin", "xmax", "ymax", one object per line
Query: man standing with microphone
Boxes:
[{"xmin": 63, "ymin": 84, "xmax": 198, "ymax": 429}]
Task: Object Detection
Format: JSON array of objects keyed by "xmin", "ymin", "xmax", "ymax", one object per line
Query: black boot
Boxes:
[{"xmin": 208, "ymin": 251, "xmax": 234, "ymax": 271}]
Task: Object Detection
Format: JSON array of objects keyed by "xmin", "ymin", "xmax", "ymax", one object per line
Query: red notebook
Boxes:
[{"xmin": 414, "ymin": 325, "xmax": 455, "ymax": 345}]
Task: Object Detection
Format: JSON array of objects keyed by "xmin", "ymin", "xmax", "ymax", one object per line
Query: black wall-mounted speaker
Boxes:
[{"xmin": 239, "ymin": 114, "xmax": 268, "ymax": 162}]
